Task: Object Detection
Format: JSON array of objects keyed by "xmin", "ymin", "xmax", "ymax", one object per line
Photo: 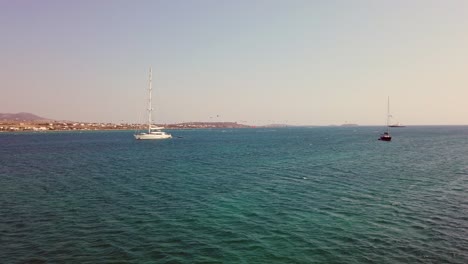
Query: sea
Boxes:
[{"xmin": 1, "ymin": 126, "xmax": 467, "ymax": 263}]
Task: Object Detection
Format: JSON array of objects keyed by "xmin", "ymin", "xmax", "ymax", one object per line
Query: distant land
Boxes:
[
  {"xmin": 0, "ymin": 112, "xmax": 51, "ymax": 121},
  {"xmin": 0, "ymin": 112, "xmax": 254, "ymax": 132},
  {"xmin": 0, "ymin": 112, "xmax": 362, "ymax": 132},
  {"xmin": 262, "ymin": 124, "xmax": 291, "ymax": 128}
]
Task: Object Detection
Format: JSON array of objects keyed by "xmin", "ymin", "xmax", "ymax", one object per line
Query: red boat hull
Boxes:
[{"xmin": 379, "ymin": 136, "xmax": 392, "ymax": 141}]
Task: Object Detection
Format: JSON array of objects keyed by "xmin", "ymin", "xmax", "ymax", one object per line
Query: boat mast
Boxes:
[
  {"xmin": 148, "ymin": 67, "xmax": 152, "ymax": 134},
  {"xmin": 386, "ymin": 96, "xmax": 390, "ymax": 134}
]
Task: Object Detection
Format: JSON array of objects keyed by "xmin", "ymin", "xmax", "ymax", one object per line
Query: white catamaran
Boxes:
[{"xmin": 134, "ymin": 67, "xmax": 172, "ymax": 140}]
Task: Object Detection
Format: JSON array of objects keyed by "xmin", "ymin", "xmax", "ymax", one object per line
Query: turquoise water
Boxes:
[{"xmin": 1, "ymin": 127, "xmax": 467, "ymax": 263}]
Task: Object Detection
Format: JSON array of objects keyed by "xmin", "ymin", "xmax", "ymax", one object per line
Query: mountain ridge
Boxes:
[{"xmin": 0, "ymin": 112, "xmax": 52, "ymax": 121}]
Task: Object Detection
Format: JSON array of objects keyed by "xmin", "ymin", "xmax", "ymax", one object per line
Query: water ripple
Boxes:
[{"xmin": 1, "ymin": 128, "xmax": 468, "ymax": 263}]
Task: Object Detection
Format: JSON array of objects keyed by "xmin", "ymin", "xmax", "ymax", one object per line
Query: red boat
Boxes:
[
  {"xmin": 379, "ymin": 132, "xmax": 392, "ymax": 141},
  {"xmin": 379, "ymin": 97, "xmax": 392, "ymax": 142}
]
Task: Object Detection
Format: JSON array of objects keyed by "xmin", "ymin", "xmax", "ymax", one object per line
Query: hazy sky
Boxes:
[{"xmin": 1, "ymin": 0, "xmax": 468, "ymax": 125}]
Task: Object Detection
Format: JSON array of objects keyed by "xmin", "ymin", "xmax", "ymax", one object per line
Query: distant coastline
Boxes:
[
  {"xmin": 0, "ymin": 120, "xmax": 255, "ymax": 132},
  {"xmin": 0, "ymin": 112, "xmax": 259, "ymax": 132}
]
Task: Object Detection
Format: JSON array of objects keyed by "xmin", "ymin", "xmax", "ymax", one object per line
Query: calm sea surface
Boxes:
[{"xmin": 1, "ymin": 127, "xmax": 467, "ymax": 263}]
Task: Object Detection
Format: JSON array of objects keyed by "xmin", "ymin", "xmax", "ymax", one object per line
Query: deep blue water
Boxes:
[{"xmin": 1, "ymin": 127, "xmax": 468, "ymax": 263}]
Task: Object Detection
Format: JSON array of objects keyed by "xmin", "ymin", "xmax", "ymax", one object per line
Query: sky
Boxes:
[{"xmin": 1, "ymin": 0, "xmax": 468, "ymax": 125}]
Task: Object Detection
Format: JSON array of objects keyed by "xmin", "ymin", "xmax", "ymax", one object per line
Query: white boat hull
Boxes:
[
  {"xmin": 134, "ymin": 67, "xmax": 173, "ymax": 140},
  {"xmin": 134, "ymin": 133, "xmax": 172, "ymax": 140}
]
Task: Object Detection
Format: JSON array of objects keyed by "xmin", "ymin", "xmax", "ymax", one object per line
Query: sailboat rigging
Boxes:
[
  {"xmin": 379, "ymin": 96, "xmax": 392, "ymax": 141},
  {"xmin": 134, "ymin": 67, "xmax": 172, "ymax": 140}
]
